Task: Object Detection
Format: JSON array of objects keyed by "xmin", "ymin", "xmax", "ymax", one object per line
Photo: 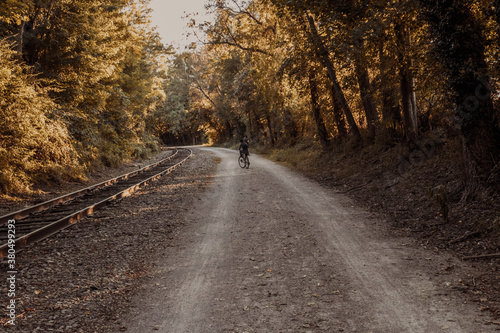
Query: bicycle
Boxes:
[{"xmin": 238, "ymin": 152, "xmax": 250, "ymax": 169}]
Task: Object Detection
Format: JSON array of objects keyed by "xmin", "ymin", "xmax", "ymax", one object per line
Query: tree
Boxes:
[
  {"xmin": 394, "ymin": 19, "xmax": 419, "ymax": 142},
  {"xmin": 0, "ymin": 0, "xmax": 169, "ymax": 194},
  {"xmin": 308, "ymin": 68, "xmax": 330, "ymax": 149},
  {"xmin": 378, "ymin": 29, "xmax": 402, "ymax": 132},
  {"xmin": 153, "ymin": 53, "xmax": 207, "ymax": 145},
  {"xmin": 200, "ymin": 0, "xmax": 291, "ymax": 145},
  {"xmin": 305, "ymin": 13, "xmax": 361, "ymax": 141},
  {"xmin": 353, "ymin": 44, "xmax": 378, "ymax": 140},
  {"xmin": 18, "ymin": 0, "xmax": 167, "ymax": 166},
  {"xmin": 0, "ymin": 40, "xmax": 81, "ymax": 194},
  {"xmin": 419, "ymin": 0, "xmax": 500, "ymax": 195},
  {"xmin": 0, "ymin": 0, "xmax": 32, "ymax": 58}
]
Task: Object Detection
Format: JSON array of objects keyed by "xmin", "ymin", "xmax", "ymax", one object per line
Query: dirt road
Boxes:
[{"xmin": 116, "ymin": 147, "xmax": 498, "ymax": 333}]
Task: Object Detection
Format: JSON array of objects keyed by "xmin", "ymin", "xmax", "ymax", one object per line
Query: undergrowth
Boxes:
[{"xmin": 0, "ymin": 41, "xmax": 85, "ymax": 197}]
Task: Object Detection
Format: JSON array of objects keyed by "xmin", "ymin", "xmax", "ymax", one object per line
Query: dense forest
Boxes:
[
  {"xmin": 1, "ymin": 0, "xmax": 499, "ymax": 202},
  {"xmin": 180, "ymin": 0, "xmax": 500, "ymax": 198},
  {"xmin": 0, "ymin": 0, "xmax": 170, "ymax": 195}
]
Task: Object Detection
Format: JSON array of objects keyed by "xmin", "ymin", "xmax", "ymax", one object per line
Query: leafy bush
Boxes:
[{"xmin": 0, "ymin": 41, "xmax": 84, "ymax": 195}]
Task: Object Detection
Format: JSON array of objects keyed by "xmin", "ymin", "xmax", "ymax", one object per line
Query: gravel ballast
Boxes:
[{"xmin": 0, "ymin": 149, "xmax": 217, "ymax": 332}]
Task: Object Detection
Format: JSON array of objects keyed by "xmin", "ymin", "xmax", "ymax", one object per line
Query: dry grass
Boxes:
[{"xmin": 267, "ymin": 140, "xmax": 323, "ymax": 173}]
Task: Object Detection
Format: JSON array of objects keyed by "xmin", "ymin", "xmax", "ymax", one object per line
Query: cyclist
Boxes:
[{"xmin": 238, "ymin": 137, "xmax": 250, "ymax": 168}]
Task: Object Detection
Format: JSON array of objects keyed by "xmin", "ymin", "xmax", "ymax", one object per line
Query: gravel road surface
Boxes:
[{"xmin": 115, "ymin": 147, "xmax": 498, "ymax": 333}]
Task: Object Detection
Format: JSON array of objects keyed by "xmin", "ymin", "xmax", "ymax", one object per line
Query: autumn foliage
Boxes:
[
  {"xmin": 179, "ymin": 0, "xmax": 500, "ymax": 195},
  {"xmin": 1, "ymin": 0, "xmax": 500, "ymax": 199},
  {"xmin": 0, "ymin": 0, "xmax": 168, "ymax": 195}
]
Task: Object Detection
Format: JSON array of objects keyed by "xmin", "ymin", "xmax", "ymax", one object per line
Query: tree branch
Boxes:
[
  {"xmin": 205, "ymin": 39, "xmax": 271, "ymax": 56},
  {"xmin": 226, "ymin": 0, "xmax": 264, "ymax": 25},
  {"xmin": 184, "ymin": 60, "xmax": 218, "ymax": 109}
]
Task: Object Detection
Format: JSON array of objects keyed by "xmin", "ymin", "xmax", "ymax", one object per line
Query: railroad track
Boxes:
[{"xmin": 0, "ymin": 148, "xmax": 192, "ymax": 258}]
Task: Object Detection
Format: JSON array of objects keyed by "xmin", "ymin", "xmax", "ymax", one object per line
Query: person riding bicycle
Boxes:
[{"xmin": 238, "ymin": 137, "xmax": 250, "ymax": 168}]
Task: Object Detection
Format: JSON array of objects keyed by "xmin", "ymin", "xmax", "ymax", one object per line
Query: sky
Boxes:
[{"xmin": 148, "ymin": 0, "xmax": 212, "ymax": 51}]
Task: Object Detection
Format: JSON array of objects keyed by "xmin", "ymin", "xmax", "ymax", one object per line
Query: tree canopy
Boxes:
[
  {"xmin": 1, "ymin": 0, "xmax": 499, "ymax": 197},
  {"xmin": 0, "ymin": 0, "xmax": 169, "ymax": 195},
  {"xmin": 183, "ymin": 0, "xmax": 499, "ymax": 193}
]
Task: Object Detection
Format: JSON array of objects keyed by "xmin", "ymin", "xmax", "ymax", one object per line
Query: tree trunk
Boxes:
[
  {"xmin": 354, "ymin": 55, "xmax": 378, "ymax": 139},
  {"xmin": 399, "ymin": 69, "xmax": 415, "ymax": 140},
  {"xmin": 410, "ymin": 71, "xmax": 418, "ymax": 132},
  {"xmin": 15, "ymin": 20, "xmax": 26, "ymax": 59},
  {"xmin": 420, "ymin": 0, "xmax": 500, "ymax": 196},
  {"xmin": 306, "ymin": 14, "xmax": 361, "ymax": 141},
  {"xmin": 266, "ymin": 114, "xmax": 276, "ymax": 146},
  {"xmin": 495, "ymin": 0, "xmax": 500, "ymax": 45},
  {"xmin": 395, "ymin": 22, "xmax": 418, "ymax": 142},
  {"xmin": 282, "ymin": 108, "xmax": 299, "ymax": 145},
  {"xmin": 328, "ymin": 81, "xmax": 347, "ymax": 139},
  {"xmin": 493, "ymin": 0, "xmax": 500, "ymax": 76},
  {"xmin": 225, "ymin": 119, "xmax": 233, "ymax": 141},
  {"xmin": 308, "ymin": 70, "xmax": 330, "ymax": 150},
  {"xmin": 250, "ymin": 108, "xmax": 265, "ymax": 140},
  {"xmin": 379, "ymin": 32, "xmax": 401, "ymax": 130},
  {"xmin": 247, "ymin": 110, "xmax": 253, "ymax": 137}
]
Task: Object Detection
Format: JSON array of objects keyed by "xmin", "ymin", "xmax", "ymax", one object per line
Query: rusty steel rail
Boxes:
[
  {"xmin": 0, "ymin": 148, "xmax": 192, "ymax": 258},
  {"xmin": 0, "ymin": 149, "xmax": 179, "ymax": 226}
]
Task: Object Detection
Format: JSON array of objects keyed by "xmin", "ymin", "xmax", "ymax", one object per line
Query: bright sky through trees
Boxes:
[{"xmin": 149, "ymin": 0, "xmax": 210, "ymax": 50}]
